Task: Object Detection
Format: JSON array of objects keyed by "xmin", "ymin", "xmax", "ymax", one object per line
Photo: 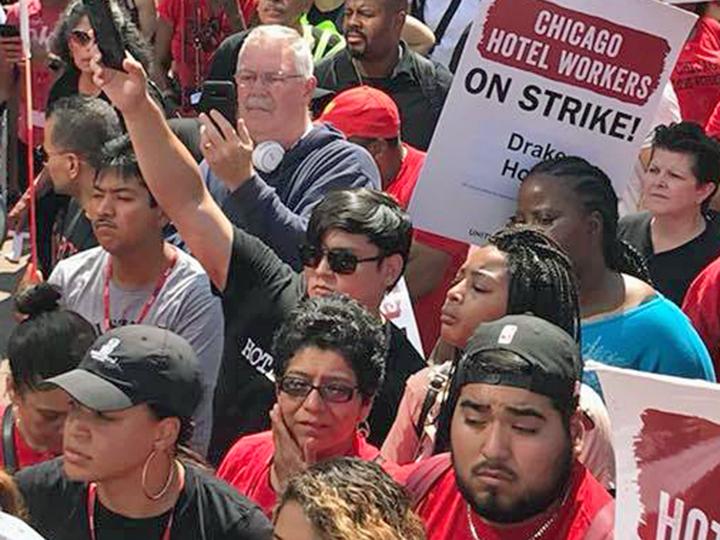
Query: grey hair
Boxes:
[{"xmin": 237, "ymin": 25, "xmax": 313, "ymax": 79}]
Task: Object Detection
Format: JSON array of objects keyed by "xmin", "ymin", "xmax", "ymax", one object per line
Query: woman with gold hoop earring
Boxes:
[{"xmin": 14, "ymin": 325, "xmax": 273, "ymax": 539}]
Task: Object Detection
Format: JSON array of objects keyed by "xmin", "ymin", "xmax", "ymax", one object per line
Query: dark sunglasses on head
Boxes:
[
  {"xmin": 69, "ymin": 29, "xmax": 94, "ymax": 46},
  {"xmin": 278, "ymin": 376, "xmax": 358, "ymax": 403},
  {"xmin": 299, "ymin": 244, "xmax": 385, "ymax": 275}
]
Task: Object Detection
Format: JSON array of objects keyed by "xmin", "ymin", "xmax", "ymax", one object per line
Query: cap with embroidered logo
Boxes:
[
  {"xmin": 43, "ymin": 325, "xmax": 202, "ymax": 417},
  {"xmin": 456, "ymin": 314, "xmax": 582, "ymax": 407}
]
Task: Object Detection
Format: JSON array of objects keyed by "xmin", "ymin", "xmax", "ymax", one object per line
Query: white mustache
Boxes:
[{"xmin": 246, "ymin": 96, "xmax": 274, "ymax": 111}]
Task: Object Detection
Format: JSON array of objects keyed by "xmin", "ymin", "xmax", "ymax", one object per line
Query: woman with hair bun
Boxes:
[{"xmin": 1, "ymin": 283, "xmax": 96, "ymax": 473}]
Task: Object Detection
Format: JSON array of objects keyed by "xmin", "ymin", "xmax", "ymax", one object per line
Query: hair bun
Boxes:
[{"xmin": 15, "ymin": 283, "xmax": 62, "ymax": 317}]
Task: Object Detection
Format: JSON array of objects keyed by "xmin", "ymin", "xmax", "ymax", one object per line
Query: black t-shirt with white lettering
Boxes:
[
  {"xmin": 15, "ymin": 458, "xmax": 272, "ymax": 540},
  {"xmin": 209, "ymin": 227, "xmax": 304, "ymax": 463},
  {"xmin": 209, "ymin": 226, "xmax": 426, "ymax": 462}
]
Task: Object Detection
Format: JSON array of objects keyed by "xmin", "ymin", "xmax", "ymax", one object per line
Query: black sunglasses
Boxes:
[
  {"xmin": 299, "ymin": 244, "xmax": 385, "ymax": 275},
  {"xmin": 69, "ymin": 29, "xmax": 94, "ymax": 46},
  {"xmin": 278, "ymin": 376, "xmax": 358, "ymax": 404}
]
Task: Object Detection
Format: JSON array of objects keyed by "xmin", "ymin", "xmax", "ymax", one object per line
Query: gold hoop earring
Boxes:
[
  {"xmin": 358, "ymin": 420, "xmax": 371, "ymax": 440},
  {"xmin": 141, "ymin": 449, "xmax": 177, "ymax": 501}
]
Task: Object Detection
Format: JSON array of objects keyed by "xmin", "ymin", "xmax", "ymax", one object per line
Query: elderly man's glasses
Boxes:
[
  {"xmin": 299, "ymin": 244, "xmax": 385, "ymax": 275},
  {"xmin": 278, "ymin": 376, "xmax": 358, "ymax": 403},
  {"xmin": 235, "ymin": 69, "xmax": 304, "ymax": 87},
  {"xmin": 69, "ymin": 29, "xmax": 95, "ymax": 47}
]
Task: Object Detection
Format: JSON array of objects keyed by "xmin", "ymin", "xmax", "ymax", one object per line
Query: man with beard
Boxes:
[
  {"xmin": 47, "ymin": 134, "xmax": 224, "ymax": 457},
  {"xmin": 313, "ymin": 0, "xmax": 452, "ymax": 151},
  {"xmin": 199, "ymin": 25, "xmax": 380, "ymax": 268},
  {"xmin": 396, "ymin": 314, "xmax": 615, "ymax": 539}
]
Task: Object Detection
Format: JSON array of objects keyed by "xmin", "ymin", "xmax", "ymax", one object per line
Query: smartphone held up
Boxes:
[{"xmin": 82, "ymin": 0, "xmax": 126, "ymax": 71}]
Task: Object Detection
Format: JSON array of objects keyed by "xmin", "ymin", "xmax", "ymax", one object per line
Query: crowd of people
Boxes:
[{"xmin": 1, "ymin": 0, "xmax": 720, "ymax": 538}]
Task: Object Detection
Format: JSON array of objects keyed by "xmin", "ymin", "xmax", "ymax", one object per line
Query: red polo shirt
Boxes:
[{"xmin": 217, "ymin": 430, "xmax": 380, "ymax": 516}]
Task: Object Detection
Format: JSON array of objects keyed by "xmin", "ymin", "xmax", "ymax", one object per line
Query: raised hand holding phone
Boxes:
[{"xmin": 90, "ymin": 52, "xmax": 150, "ymax": 115}]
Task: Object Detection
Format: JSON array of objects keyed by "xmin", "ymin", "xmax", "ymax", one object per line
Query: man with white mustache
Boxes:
[{"xmin": 199, "ymin": 24, "xmax": 381, "ymax": 268}]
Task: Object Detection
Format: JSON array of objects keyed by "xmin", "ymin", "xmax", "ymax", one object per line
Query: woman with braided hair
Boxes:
[
  {"xmin": 381, "ymin": 227, "xmax": 608, "ymax": 470},
  {"xmin": 514, "ymin": 155, "xmax": 715, "ymax": 395}
]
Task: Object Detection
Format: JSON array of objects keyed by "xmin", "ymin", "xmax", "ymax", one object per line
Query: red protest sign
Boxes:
[{"xmin": 477, "ymin": 0, "xmax": 670, "ymax": 105}]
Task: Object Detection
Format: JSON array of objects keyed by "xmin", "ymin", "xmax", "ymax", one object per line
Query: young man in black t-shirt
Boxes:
[{"xmin": 92, "ymin": 47, "xmax": 426, "ymax": 463}]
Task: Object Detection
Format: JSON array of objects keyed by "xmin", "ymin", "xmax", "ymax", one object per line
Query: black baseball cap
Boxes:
[
  {"xmin": 44, "ymin": 325, "xmax": 202, "ymax": 417},
  {"xmin": 456, "ymin": 314, "xmax": 582, "ymax": 406}
]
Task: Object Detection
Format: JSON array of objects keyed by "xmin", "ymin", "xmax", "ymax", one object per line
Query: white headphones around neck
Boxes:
[{"xmin": 252, "ymin": 141, "xmax": 285, "ymax": 174}]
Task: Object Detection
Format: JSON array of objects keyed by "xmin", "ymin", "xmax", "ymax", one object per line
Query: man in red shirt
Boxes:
[
  {"xmin": 394, "ymin": 314, "xmax": 615, "ymax": 540},
  {"xmin": 318, "ymin": 85, "xmax": 468, "ymax": 355}
]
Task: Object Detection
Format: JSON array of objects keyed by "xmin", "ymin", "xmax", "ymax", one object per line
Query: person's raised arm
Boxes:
[{"xmin": 91, "ymin": 53, "xmax": 235, "ymax": 290}]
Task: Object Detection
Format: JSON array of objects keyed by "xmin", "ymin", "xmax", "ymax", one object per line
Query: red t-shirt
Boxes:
[
  {"xmin": 682, "ymin": 256, "xmax": 720, "ymax": 375},
  {"xmin": 672, "ymin": 16, "xmax": 720, "ymax": 127},
  {"xmin": 158, "ymin": 0, "xmax": 255, "ymax": 93},
  {"xmin": 0, "ymin": 406, "xmax": 56, "ymax": 471},
  {"xmin": 216, "ymin": 430, "xmax": 380, "ymax": 516},
  {"xmin": 5, "ymin": 0, "xmax": 64, "ymax": 144},
  {"xmin": 393, "ymin": 455, "xmax": 614, "ymax": 540},
  {"xmin": 386, "ymin": 145, "xmax": 469, "ymax": 355}
]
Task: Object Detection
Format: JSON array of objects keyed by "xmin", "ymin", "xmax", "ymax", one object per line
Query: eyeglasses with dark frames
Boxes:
[{"xmin": 277, "ymin": 376, "xmax": 359, "ymax": 404}]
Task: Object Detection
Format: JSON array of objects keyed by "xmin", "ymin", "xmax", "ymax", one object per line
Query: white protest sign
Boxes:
[
  {"xmin": 380, "ymin": 278, "xmax": 424, "ymax": 358},
  {"xmin": 593, "ymin": 363, "xmax": 720, "ymax": 539},
  {"xmin": 409, "ymin": 0, "xmax": 696, "ymax": 244}
]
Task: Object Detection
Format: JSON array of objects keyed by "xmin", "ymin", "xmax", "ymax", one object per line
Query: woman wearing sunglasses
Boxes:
[
  {"xmin": 47, "ymin": 0, "xmax": 155, "ymax": 111},
  {"xmin": 217, "ymin": 294, "xmax": 386, "ymax": 516}
]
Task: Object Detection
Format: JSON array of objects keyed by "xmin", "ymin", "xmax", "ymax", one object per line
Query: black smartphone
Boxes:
[
  {"xmin": 197, "ymin": 81, "xmax": 238, "ymax": 133},
  {"xmin": 82, "ymin": 0, "xmax": 126, "ymax": 71},
  {"xmin": 0, "ymin": 24, "xmax": 21, "ymax": 38}
]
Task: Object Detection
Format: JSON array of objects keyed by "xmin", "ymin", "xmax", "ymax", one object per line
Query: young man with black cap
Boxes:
[
  {"xmin": 90, "ymin": 53, "xmax": 425, "ymax": 463},
  {"xmin": 396, "ymin": 314, "xmax": 614, "ymax": 539},
  {"xmin": 15, "ymin": 325, "xmax": 273, "ymax": 540}
]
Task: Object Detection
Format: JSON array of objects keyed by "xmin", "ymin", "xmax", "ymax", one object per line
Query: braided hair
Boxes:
[
  {"xmin": 490, "ymin": 227, "xmax": 580, "ymax": 343},
  {"xmin": 527, "ymin": 156, "xmax": 651, "ymax": 282},
  {"xmin": 433, "ymin": 226, "xmax": 581, "ymax": 454}
]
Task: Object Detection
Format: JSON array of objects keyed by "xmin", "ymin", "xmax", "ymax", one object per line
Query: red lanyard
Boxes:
[
  {"xmin": 103, "ymin": 249, "xmax": 178, "ymax": 332},
  {"xmin": 86, "ymin": 483, "xmax": 174, "ymax": 540}
]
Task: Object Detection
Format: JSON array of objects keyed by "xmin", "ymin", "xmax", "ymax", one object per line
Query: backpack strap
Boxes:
[
  {"xmin": 414, "ymin": 363, "xmax": 451, "ymax": 439},
  {"xmin": 405, "ymin": 452, "xmax": 452, "ymax": 508},
  {"xmin": 2, "ymin": 406, "xmax": 18, "ymax": 474}
]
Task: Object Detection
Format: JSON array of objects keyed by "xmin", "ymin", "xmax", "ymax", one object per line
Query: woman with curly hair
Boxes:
[
  {"xmin": 217, "ymin": 294, "xmax": 388, "ymax": 516},
  {"xmin": 273, "ymin": 457, "xmax": 426, "ymax": 540}
]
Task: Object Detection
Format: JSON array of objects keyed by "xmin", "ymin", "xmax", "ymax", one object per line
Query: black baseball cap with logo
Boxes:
[
  {"xmin": 456, "ymin": 314, "xmax": 582, "ymax": 407},
  {"xmin": 44, "ymin": 325, "xmax": 202, "ymax": 417}
]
